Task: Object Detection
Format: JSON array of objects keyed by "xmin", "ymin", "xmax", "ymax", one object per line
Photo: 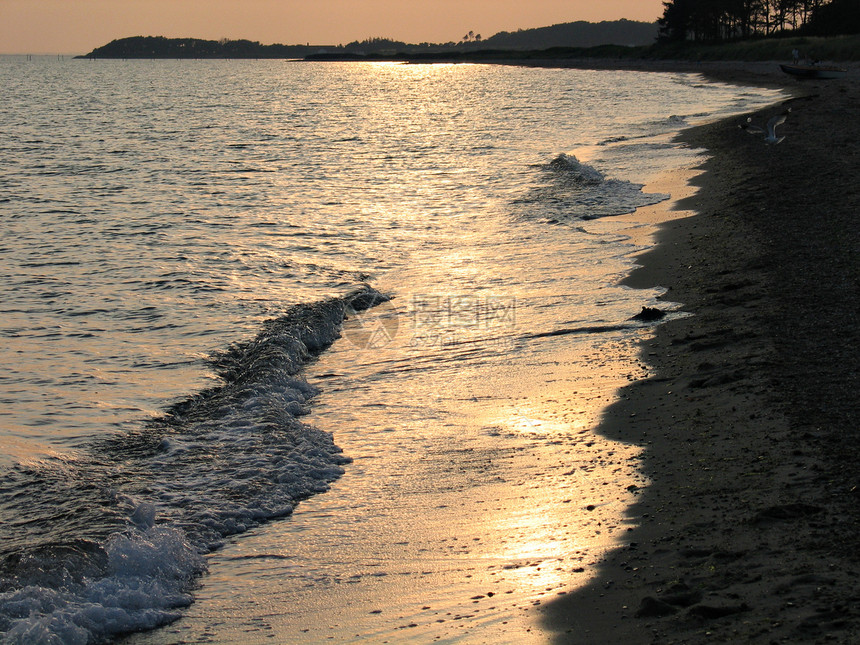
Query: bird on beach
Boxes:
[{"xmin": 740, "ymin": 108, "xmax": 791, "ymax": 144}]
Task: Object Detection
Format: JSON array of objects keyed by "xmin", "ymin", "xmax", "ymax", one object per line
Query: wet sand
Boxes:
[{"xmin": 543, "ymin": 62, "xmax": 860, "ymax": 643}]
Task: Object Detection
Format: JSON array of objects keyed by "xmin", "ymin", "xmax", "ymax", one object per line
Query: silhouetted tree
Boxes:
[
  {"xmin": 658, "ymin": 0, "xmax": 694, "ymax": 41},
  {"xmin": 804, "ymin": 0, "xmax": 860, "ymax": 34},
  {"xmin": 658, "ymin": 0, "xmax": 848, "ymax": 41}
]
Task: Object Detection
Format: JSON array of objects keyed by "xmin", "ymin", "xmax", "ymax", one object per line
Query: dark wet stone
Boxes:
[{"xmin": 632, "ymin": 306, "xmax": 666, "ymax": 321}]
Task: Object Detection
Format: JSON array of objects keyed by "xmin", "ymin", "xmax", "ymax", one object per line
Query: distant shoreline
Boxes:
[{"xmin": 76, "ymin": 33, "xmax": 860, "ymax": 63}]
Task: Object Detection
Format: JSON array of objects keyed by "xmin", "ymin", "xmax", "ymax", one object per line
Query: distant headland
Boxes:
[{"xmin": 76, "ymin": 20, "xmax": 659, "ymax": 59}]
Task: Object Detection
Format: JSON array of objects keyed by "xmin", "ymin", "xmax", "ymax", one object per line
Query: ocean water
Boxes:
[{"xmin": 0, "ymin": 57, "xmax": 783, "ymax": 643}]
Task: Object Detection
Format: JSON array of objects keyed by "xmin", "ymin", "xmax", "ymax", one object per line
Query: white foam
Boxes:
[
  {"xmin": 547, "ymin": 153, "xmax": 605, "ymax": 184},
  {"xmin": 0, "ymin": 288, "xmax": 387, "ymax": 643},
  {"xmin": 516, "ymin": 154, "xmax": 669, "ymax": 223},
  {"xmin": 1, "ymin": 527, "xmax": 205, "ymax": 645}
]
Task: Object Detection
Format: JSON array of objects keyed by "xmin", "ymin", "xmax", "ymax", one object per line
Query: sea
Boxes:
[{"xmin": 0, "ymin": 57, "xmax": 784, "ymax": 644}]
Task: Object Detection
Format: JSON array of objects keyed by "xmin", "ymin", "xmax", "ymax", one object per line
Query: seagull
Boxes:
[{"xmin": 740, "ymin": 108, "xmax": 791, "ymax": 144}]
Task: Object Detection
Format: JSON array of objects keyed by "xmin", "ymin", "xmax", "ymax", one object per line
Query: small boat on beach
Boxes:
[{"xmin": 780, "ymin": 63, "xmax": 848, "ymax": 79}]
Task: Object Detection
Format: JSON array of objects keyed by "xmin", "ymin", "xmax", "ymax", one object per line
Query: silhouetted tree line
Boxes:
[
  {"xmin": 82, "ymin": 36, "xmax": 322, "ymax": 59},
  {"xmin": 658, "ymin": 0, "xmax": 860, "ymax": 41},
  {"xmin": 81, "ymin": 20, "xmax": 661, "ymax": 59}
]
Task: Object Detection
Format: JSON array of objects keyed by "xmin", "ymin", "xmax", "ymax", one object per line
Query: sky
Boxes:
[{"xmin": 1, "ymin": 0, "xmax": 666, "ymax": 55}]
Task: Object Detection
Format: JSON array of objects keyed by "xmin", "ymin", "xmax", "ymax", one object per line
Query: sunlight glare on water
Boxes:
[{"xmin": 0, "ymin": 57, "xmax": 787, "ymax": 643}]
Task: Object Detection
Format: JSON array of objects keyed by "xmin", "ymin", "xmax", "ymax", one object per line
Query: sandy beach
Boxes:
[{"xmin": 541, "ymin": 61, "xmax": 860, "ymax": 643}]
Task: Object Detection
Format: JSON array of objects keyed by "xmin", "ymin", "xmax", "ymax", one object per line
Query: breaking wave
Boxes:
[
  {"xmin": 0, "ymin": 286, "xmax": 389, "ymax": 644},
  {"xmin": 514, "ymin": 154, "xmax": 669, "ymax": 223}
]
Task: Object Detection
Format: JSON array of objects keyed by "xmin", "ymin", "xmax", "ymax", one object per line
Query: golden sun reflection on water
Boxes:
[
  {"xmin": 127, "ymin": 314, "xmax": 650, "ymax": 644},
  {"xmin": 3, "ymin": 56, "xmax": 791, "ymax": 644},
  {"xmin": 119, "ymin": 62, "xmax": 727, "ymax": 645},
  {"xmin": 490, "ymin": 400, "xmax": 579, "ymax": 436}
]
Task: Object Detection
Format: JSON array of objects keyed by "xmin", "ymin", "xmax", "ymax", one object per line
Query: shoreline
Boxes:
[{"xmin": 542, "ymin": 63, "xmax": 860, "ymax": 642}]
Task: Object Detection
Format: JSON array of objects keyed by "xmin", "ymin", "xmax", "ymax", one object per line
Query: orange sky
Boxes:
[{"xmin": 1, "ymin": 0, "xmax": 665, "ymax": 54}]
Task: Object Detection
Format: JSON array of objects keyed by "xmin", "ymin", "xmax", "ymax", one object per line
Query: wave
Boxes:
[
  {"xmin": 543, "ymin": 153, "xmax": 605, "ymax": 184},
  {"xmin": 514, "ymin": 154, "xmax": 668, "ymax": 223},
  {"xmin": 0, "ymin": 285, "xmax": 389, "ymax": 644}
]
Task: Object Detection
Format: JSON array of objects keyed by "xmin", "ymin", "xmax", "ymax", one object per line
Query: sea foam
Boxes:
[
  {"xmin": 515, "ymin": 154, "xmax": 669, "ymax": 223},
  {"xmin": 0, "ymin": 286, "xmax": 389, "ymax": 643}
]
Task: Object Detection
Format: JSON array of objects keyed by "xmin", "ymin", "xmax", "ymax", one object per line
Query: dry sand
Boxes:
[{"xmin": 540, "ymin": 61, "xmax": 860, "ymax": 643}]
